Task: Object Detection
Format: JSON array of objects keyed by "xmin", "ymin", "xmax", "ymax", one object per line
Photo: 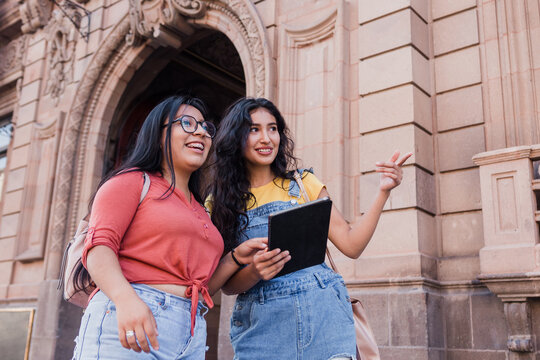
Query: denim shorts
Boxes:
[
  {"xmin": 230, "ymin": 263, "xmax": 356, "ymax": 360},
  {"xmin": 72, "ymin": 284, "xmax": 208, "ymax": 360}
]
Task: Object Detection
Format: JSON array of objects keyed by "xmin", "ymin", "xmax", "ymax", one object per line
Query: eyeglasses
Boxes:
[{"xmin": 164, "ymin": 115, "xmax": 216, "ymax": 139}]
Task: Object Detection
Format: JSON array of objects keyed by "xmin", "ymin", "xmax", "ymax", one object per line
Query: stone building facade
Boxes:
[{"xmin": 0, "ymin": 0, "xmax": 539, "ymax": 359}]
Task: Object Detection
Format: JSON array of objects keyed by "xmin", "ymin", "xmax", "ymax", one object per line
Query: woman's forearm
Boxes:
[
  {"xmin": 208, "ymin": 252, "xmax": 243, "ymax": 295},
  {"xmin": 86, "ymin": 245, "xmax": 137, "ymax": 303},
  {"xmin": 221, "ymin": 264, "xmax": 261, "ymax": 295}
]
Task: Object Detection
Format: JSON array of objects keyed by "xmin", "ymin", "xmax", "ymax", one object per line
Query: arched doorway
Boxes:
[
  {"xmin": 105, "ymin": 30, "xmax": 245, "ymax": 171},
  {"xmin": 104, "ymin": 30, "xmax": 245, "ymax": 359}
]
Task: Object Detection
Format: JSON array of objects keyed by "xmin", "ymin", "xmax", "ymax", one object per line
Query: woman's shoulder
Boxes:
[{"xmin": 100, "ymin": 169, "xmax": 152, "ymax": 194}]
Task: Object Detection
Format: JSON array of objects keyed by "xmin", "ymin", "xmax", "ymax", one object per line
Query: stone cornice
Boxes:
[
  {"xmin": 478, "ymin": 272, "xmax": 540, "ymax": 302},
  {"xmin": 472, "ymin": 145, "xmax": 534, "ymax": 166}
]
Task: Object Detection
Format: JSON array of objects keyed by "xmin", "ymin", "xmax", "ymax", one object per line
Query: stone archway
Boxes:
[{"xmin": 48, "ymin": 0, "xmax": 274, "ymax": 255}]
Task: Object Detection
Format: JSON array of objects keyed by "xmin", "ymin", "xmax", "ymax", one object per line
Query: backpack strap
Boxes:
[
  {"xmin": 293, "ymin": 170, "xmax": 340, "ymax": 274},
  {"xmin": 140, "ymin": 171, "xmax": 150, "ymax": 204}
]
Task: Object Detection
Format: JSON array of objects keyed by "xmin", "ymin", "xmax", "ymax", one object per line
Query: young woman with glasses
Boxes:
[
  {"xmin": 207, "ymin": 97, "xmax": 411, "ymax": 359},
  {"xmin": 71, "ymin": 95, "xmax": 267, "ymax": 359}
]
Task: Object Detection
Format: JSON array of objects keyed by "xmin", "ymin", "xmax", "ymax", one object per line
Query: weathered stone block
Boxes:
[
  {"xmin": 0, "ymin": 262, "xmax": 13, "ymax": 283},
  {"xmin": 103, "ymin": 0, "xmax": 129, "ymax": 29},
  {"xmin": 470, "ymin": 292, "xmax": 507, "ymax": 350},
  {"xmin": 17, "ymin": 101, "xmax": 37, "ymax": 126},
  {"xmin": 349, "ymin": 292, "xmax": 389, "ymax": 346},
  {"xmin": 358, "ymin": 84, "xmax": 432, "ymax": 134},
  {"xmin": 25, "ymin": 40, "xmax": 46, "ymax": 64},
  {"xmin": 446, "ymin": 350, "xmax": 506, "ymax": 360},
  {"xmin": 359, "ymin": 209, "xmax": 424, "ymax": 256},
  {"xmin": 441, "ymin": 211, "xmax": 484, "ymax": 257},
  {"xmin": 444, "ymin": 294, "xmax": 472, "ymax": 348},
  {"xmin": 359, "ymin": 46, "xmax": 431, "ymax": 95},
  {"xmin": 359, "ymin": 124, "xmax": 433, "ymax": 173},
  {"xmin": 358, "ymin": 166, "xmax": 435, "ymax": 215},
  {"xmin": 0, "ymin": 238, "xmax": 15, "ymax": 261},
  {"xmin": 255, "ymin": 0, "xmax": 276, "ymax": 28},
  {"xmin": 433, "ymin": 9, "xmax": 479, "ymax": 55},
  {"xmin": 8, "ymin": 144, "xmax": 29, "ymax": 170},
  {"xmin": 389, "ymin": 292, "xmax": 428, "ymax": 346},
  {"xmin": 427, "ymin": 293, "xmax": 444, "ymax": 348},
  {"xmin": 11, "ymin": 123, "xmax": 33, "ymax": 148},
  {"xmin": 0, "ymin": 213, "xmax": 18, "ymax": 238},
  {"xmin": 438, "ymin": 125, "xmax": 486, "ymax": 172},
  {"xmin": 5, "ymin": 167, "xmax": 26, "ymax": 192},
  {"xmin": 355, "ymin": 253, "xmax": 426, "ymax": 279},
  {"xmin": 436, "ymin": 85, "xmax": 483, "ymax": 131},
  {"xmin": 19, "ymin": 81, "xmax": 41, "ymax": 106},
  {"xmin": 432, "ymin": 0, "xmax": 476, "ymax": 20},
  {"xmin": 2, "ymin": 190, "xmax": 22, "ymax": 215},
  {"xmin": 358, "ymin": 0, "xmax": 428, "ymax": 24},
  {"xmin": 359, "ymin": 9, "xmax": 428, "ymax": 59},
  {"xmin": 439, "ymin": 168, "xmax": 481, "ymax": 213},
  {"xmin": 435, "ymin": 46, "xmax": 481, "ymax": 93},
  {"xmin": 438, "ymin": 255, "xmax": 480, "ymax": 281}
]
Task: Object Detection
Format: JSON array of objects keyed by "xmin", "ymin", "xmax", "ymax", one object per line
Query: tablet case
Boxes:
[{"xmin": 268, "ymin": 197, "xmax": 332, "ymax": 277}]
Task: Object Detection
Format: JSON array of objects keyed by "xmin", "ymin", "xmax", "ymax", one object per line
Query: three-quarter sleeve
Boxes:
[{"xmin": 81, "ymin": 172, "xmax": 144, "ymax": 268}]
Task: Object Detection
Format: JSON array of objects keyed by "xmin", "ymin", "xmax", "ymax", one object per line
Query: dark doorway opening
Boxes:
[{"xmin": 104, "ymin": 30, "xmax": 245, "ymax": 360}]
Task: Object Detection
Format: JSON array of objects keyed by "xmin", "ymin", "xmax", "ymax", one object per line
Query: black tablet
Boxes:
[{"xmin": 268, "ymin": 197, "xmax": 332, "ymax": 277}]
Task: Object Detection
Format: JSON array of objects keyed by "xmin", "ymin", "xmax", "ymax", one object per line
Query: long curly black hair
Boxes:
[
  {"xmin": 207, "ymin": 97, "xmax": 297, "ymax": 253},
  {"xmin": 72, "ymin": 94, "xmax": 209, "ymax": 294}
]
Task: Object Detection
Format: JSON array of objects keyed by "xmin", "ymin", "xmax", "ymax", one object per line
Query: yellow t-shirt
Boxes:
[
  {"xmin": 247, "ymin": 172, "xmax": 325, "ymax": 210},
  {"xmin": 205, "ymin": 172, "xmax": 325, "ymax": 212}
]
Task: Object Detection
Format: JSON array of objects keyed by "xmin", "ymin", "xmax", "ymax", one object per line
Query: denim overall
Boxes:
[{"xmin": 230, "ymin": 173, "xmax": 357, "ymax": 360}]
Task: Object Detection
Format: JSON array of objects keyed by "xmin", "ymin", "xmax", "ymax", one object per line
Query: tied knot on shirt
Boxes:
[{"xmin": 185, "ymin": 280, "xmax": 213, "ymax": 335}]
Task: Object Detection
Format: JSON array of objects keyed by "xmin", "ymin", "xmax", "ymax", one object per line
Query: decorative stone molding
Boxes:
[
  {"xmin": 473, "ymin": 146, "xmax": 540, "ymax": 275},
  {"xmin": 477, "ymin": 0, "xmax": 540, "ymax": 149},
  {"xmin": 126, "ymin": 0, "xmax": 205, "ymax": 47},
  {"xmin": 19, "ymin": 0, "xmax": 52, "ymax": 34},
  {"xmin": 0, "ymin": 37, "xmax": 24, "ymax": 79},
  {"xmin": 504, "ymin": 302, "xmax": 535, "ymax": 353},
  {"xmin": 126, "ymin": 0, "xmax": 269, "ymax": 96},
  {"xmin": 45, "ymin": 10, "xmax": 76, "ymax": 105},
  {"xmin": 16, "ymin": 112, "xmax": 65, "ymax": 262},
  {"xmin": 48, "ymin": 19, "xmax": 131, "ymax": 259}
]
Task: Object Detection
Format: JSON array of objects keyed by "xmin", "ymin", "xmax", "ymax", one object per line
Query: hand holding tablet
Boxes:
[{"xmin": 268, "ymin": 197, "xmax": 332, "ymax": 277}]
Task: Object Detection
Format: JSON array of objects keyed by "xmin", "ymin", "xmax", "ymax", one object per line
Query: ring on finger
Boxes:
[{"xmin": 126, "ymin": 330, "xmax": 135, "ymax": 338}]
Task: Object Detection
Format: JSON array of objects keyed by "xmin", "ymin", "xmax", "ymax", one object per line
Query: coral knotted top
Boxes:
[{"xmin": 82, "ymin": 171, "xmax": 224, "ymax": 335}]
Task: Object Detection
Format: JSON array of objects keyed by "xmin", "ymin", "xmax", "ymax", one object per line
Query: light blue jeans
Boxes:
[{"xmin": 72, "ymin": 284, "xmax": 208, "ymax": 359}]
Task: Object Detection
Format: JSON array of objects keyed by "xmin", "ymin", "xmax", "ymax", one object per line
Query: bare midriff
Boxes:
[{"xmin": 147, "ymin": 283, "xmax": 205, "ymax": 301}]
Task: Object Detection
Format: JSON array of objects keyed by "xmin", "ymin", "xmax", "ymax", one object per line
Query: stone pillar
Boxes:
[{"xmin": 474, "ymin": 145, "xmax": 540, "ymax": 358}]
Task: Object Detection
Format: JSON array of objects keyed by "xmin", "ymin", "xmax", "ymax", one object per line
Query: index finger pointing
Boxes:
[{"xmin": 396, "ymin": 152, "xmax": 413, "ymax": 166}]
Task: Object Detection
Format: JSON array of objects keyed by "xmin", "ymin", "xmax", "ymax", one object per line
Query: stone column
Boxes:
[{"xmin": 474, "ymin": 145, "xmax": 540, "ymax": 358}]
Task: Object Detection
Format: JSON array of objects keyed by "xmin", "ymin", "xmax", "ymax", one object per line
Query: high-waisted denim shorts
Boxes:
[
  {"xmin": 72, "ymin": 284, "xmax": 208, "ymax": 360},
  {"xmin": 231, "ymin": 263, "xmax": 357, "ymax": 360}
]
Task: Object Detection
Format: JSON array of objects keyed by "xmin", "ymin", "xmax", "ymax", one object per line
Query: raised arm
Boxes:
[{"xmin": 326, "ymin": 151, "xmax": 412, "ymax": 258}]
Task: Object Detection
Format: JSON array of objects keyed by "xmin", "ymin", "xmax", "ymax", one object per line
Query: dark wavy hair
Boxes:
[
  {"xmin": 207, "ymin": 97, "xmax": 297, "ymax": 252},
  {"xmin": 72, "ymin": 94, "xmax": 209, "ymax": 294}
]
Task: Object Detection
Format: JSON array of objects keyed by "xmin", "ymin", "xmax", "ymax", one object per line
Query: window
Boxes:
[{"xmin": 0, "ymin": 115, "xmax": 13, "ymax": 200}]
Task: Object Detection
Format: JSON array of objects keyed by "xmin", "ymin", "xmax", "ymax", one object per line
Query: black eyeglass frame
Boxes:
[{"xmin": 163, "ymin": 115, "xmax": 216, "ymax": 139}]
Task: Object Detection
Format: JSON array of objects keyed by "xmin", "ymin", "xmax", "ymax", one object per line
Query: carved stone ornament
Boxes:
[
  {"xmin": 0, "ymin": 38, "xmax": 24, "ymax": 79},
  {"xmin": 127, "ymin": 0, "xmax": 267, "ymax": 96},
  {"xmin": 19, "ymin": 0, "xmax": 53, "ymax": 34},
  {"xmin": 45, "ymin": 9, "xmax": 77, "ymax": 105},
  {"xmin": 126, "ymin": 0, "xmax": 206, "ymax": 47}
]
